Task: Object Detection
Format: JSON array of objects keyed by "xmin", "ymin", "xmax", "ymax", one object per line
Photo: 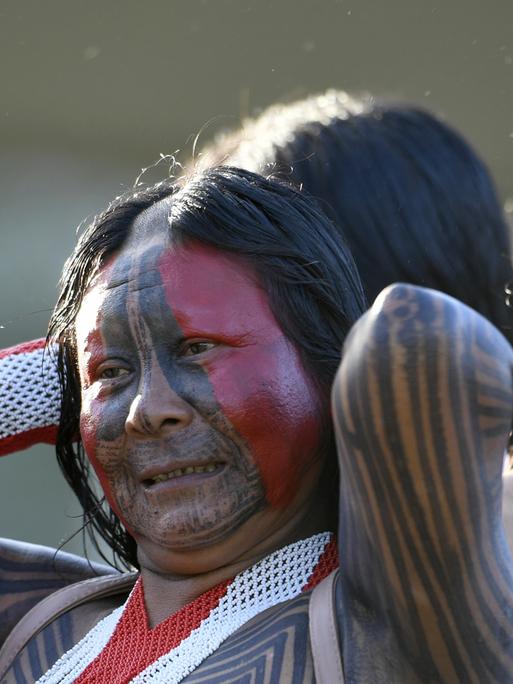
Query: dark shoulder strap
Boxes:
[
  {"xmin": 0, "ymin": 571, "xmax": 137, "ymax": 679},
  {"xmin": 308, "ymin": 569, "xmax": 345, "ymax": 683}
]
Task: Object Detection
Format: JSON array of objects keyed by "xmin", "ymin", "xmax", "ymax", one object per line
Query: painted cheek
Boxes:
[
  {"xmin": 78, "ymin": 330, "xmax": 134, "ymax": 533},
  {"xmin": 80, "ymin": 403, "xmax": 115, "ymax": 510},
  {"xmin": 206, "ymin": 339, "xmax": 323, "ymax": 508},
  {"xmin": 79, "ymin": 393, "xmax": 131, "ymax": 530}
]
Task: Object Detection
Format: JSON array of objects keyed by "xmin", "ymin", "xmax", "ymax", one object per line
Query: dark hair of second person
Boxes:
[{"xmin": 199, "ymin": 90, "xmax": 513, "ymax": 343}]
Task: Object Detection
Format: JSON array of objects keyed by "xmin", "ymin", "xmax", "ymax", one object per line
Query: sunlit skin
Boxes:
[{"xmin": 75, "ymin": 201, "xmax": 330, "ymax": 625}]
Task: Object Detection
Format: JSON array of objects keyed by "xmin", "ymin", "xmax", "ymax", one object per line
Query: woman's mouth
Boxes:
[{"xmin": 143, "ymin": 462, "xmax": 224, "ymax": 487}]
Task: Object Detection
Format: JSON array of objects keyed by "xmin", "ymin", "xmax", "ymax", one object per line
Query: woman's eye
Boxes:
[
  {"xmin": 180, "ymin": 341, "xmax": 216, "ymax": 358},
  {"xmin": 98, "ymin": 366, "xmax": 130, "ymax": 380}
]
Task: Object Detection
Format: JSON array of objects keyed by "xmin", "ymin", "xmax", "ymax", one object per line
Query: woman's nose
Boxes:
[{"xmin": 125, "ymin": 358, "xmax": 193, "ymax": 439}]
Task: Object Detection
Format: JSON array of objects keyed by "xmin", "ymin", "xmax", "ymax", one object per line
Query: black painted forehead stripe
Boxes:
[
  {"xmin": 100, "ymin": 242, "xmax": 170, "ymax": 292},
  {"xmin": 89, "ymin": 197, "xmax": 174, "ymax": 292},
  {"xmin": 93, "ymin": 243, "xmax": 185, "ymax": 354}
]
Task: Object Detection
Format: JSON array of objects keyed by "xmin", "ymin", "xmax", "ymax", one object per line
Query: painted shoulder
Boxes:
[
  {"xmin": 1, "ymin": 592, "xmax": 125, "ymax": 683},
  {"xmin": 0, "ymin": 538, "xmax": 115, "ymax": 645}
]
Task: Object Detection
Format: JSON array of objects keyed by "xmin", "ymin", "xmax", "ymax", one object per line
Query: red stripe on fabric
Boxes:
[
  {"xmin": 0, "ymin": 425, "xmax": 58, "ymax": 456},
  {"xmin": 75, "ymin": 577, "xmax": 231, "ymax": 684},
  {"xmin": 302, "ymin": 538, "xmax": 338, "ymax": 592},
  {"xmin": 0, "ymin": 338, "xmax": 48, "ymax": 359}
]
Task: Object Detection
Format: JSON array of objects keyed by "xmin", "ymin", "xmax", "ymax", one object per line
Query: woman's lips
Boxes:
[{"xmin": 141, "ymin": 462, "xmax": 226, "ymax": 492}]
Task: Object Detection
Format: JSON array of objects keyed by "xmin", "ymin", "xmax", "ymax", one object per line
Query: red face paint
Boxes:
[{"xmin": 158, "ymin": 242, "xmax": 324, "ymax": 508}]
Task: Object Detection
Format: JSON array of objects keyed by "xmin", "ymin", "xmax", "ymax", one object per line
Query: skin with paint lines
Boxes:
[{"xmin": 332, "ymin": 284, "xmax": 513, "ymax": 682}]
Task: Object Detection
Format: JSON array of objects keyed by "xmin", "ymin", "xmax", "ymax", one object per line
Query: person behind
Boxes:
[
  {"xmin": 199, "ymin": 90, "xmax": 513, "ymax": 343},
  {"xmin": 1, "ymin": 165, "xmax": 513, "ymax": 683}
]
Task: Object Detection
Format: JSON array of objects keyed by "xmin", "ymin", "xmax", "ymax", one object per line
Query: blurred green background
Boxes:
[{"xmin": 1, "ymin": 0, "xmax": 512, "ymax": 561}]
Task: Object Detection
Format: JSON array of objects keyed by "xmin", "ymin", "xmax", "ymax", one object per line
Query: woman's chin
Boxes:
[{"xmin": 132, "ymin": 515, "xmax": 261, "ymax": 576}]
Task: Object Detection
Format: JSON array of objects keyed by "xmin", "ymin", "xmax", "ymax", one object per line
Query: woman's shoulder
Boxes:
[
  {"xmin": 0, "ymin": 572, "xmax": 136, "ymax": 683},
  {"xmin": 0, "ymin": 538, "xmax": 118, "ymax": 645}
]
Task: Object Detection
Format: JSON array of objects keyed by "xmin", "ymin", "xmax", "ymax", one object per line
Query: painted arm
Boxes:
[{"xmin": 333, "ymin": 284, "xmax": 513, "ymax": 683}]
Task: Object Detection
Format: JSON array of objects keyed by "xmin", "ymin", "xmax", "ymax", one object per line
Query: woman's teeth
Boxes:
[{"xmin": 151, "ymin": 464, "xmax": 218, "ymax": 483}]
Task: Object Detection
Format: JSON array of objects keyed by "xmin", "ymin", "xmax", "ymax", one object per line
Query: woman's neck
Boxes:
[{"xmin": 138, "ymin": 492, "xmax": 331, "ymax": 628}]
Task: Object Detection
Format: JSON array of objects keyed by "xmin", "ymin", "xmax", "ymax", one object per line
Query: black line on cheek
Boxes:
[
  {"xmin": 152, "ymin": 281, "xmax": 255, "ymax": 456},
  {"xmin": 91, "ymin": 254, "xmax": 136, "ymax": 443}
]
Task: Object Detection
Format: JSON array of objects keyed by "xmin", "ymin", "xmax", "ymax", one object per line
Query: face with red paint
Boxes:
[{"xmin": 75, "ymin": 200, "xmax": 327, "ymax": 573}]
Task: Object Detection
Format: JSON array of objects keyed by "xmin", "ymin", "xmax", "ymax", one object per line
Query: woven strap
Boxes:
[
  {"xmin": 0, "ymin": 572, "xmax": 137, "ymax": 680},
  {"xmin": 308, "ymin": 569, "xmax": 344, "ymax": 683}
]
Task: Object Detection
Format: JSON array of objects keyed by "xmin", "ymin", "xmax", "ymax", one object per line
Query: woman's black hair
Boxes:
[
  {"xmin": 48, "ymin": 165, "xmax": 366, "ymax": 569},
  {"xmin": 200, "ymin": 91, "xmax": 513, "ymax": 342}
]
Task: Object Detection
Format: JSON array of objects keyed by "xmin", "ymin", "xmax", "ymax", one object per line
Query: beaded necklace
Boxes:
[{"xmin": 37, "ymin": 532, "xmax": 337, "ymax": 684}]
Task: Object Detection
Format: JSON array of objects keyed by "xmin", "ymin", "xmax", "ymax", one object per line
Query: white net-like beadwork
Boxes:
[{"xmin": 0, "ymin": 340, "xmax": 60, "ymax": 442}]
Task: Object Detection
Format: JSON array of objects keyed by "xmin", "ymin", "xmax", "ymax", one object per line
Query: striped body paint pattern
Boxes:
[
  {"xmin": 182, "ymin": 592, "xmax": 316, "ymax": 684},
  {"xmin": 0, "ymin": 539, "xmax": 117, "ymax": 659},
  {"xmin": 2, "ymin": 593, "xmax": 123, "ymax": 684},
  {"xmin": 333, "ymin": 284, "xmax": 513, "ymax": 682}
]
